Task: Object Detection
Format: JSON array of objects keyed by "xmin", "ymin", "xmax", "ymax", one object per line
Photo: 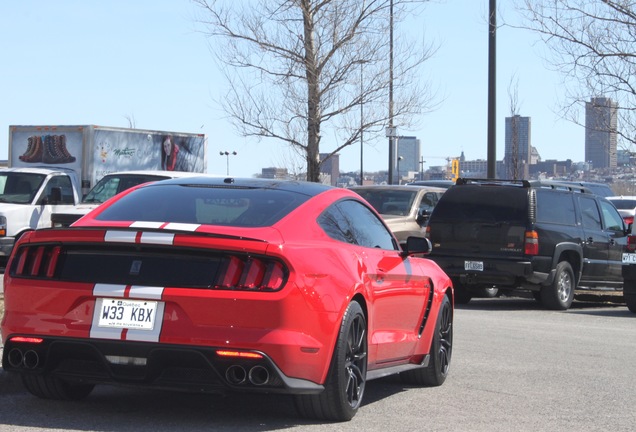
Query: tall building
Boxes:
[
  {"xmin": 585, "ymin": 97, "xmax": 618, "ymax": 169},
  {"xmin": 396, "ymin": 136, "xmax": 420, "ymax": 183},
  {"xmin": 320, "ymin": 153, "xmax": 340, "ymax": 186},
  {"xmin": 504, "ymin": 115, "xmax": 531, "ymax": 179}
]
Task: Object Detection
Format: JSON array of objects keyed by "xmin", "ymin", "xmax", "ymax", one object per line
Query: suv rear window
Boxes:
[{"xmin": 431, "ymin": 185, "xmax": 527, "ymax": 223}]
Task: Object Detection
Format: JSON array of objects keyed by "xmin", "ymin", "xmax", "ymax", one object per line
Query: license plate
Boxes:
[
  {"xmin": 97, "ymin": 298, "xmax": 159, "ymax": 330},
  {"xmin": 465, "ymin": 261, "xmax": 484, "ymax": 271},
  {"xmin": 623, "ymin": 253, "xmax": 636, "ymax": 264}
]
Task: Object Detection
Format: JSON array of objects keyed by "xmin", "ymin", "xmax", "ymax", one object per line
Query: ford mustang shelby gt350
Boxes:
[{"xmin": 1, "ymin": 176, "xmax": 453, "ymax": 421}]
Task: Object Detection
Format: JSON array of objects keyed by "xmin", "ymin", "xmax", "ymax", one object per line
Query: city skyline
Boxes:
[{"xmin": 0, "ymin": 2, "xmax": 606, "ymax": 178}]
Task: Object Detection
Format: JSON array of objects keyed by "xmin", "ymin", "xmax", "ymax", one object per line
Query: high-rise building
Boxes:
[
  {"xmin": 396, "ymin": 136, "xmax": 420, "ymax": 183},
  {"xmin": 320, "ymin": 153, "xmax": 340, "ymax": 186},
  {"xmin": 585, "ymin": 97, "xmax": 618, "ymax": 169},
  {"xmin": 504, "ymin": 115, "xmax": 531, "ymax": 179}
]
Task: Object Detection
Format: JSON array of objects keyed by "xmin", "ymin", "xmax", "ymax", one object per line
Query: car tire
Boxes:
[
  {"xmin": 476, "ymin": 287, "xmax": 499, "ymax": 298},
  {"xmin": 21, "ymin": 373, "xmax": 94, "ymax": 400},
  {"xmin": 294, "ymin": 301, "xmax": 367, "ymax": 421},
  {"xmin": 541, "ymin": 261, "xmax": 575, "ymax": 310},
  {"xmin": 400, "ymin": 294, "xmax": 452, "ymax": 386}
]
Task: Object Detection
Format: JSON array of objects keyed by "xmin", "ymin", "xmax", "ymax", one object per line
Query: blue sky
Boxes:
[{"xmin": 1, "ymin": 1, "xmax": 582, "ymax": 178}]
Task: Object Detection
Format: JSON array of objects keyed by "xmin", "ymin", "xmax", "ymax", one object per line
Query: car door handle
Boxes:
[
  {"xmin": 586, "ymin": 237, "xmax": 594, "ymax": 244},
  {"xmin": 610, "ymin": 239, "xmax": 616, "ymax": 245}
]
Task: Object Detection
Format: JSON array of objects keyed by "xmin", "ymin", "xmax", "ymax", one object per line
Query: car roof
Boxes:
[
  {"xmin": 101, "ymin": 170, "xmax": 210, "ymax": 178},
  {"xmin": 349, "ymin": 185, "xmax": 446, "ymax": 192},
  {"xmin": 149, "ymin": 176, "xmax": 335, "ymax": 197}
]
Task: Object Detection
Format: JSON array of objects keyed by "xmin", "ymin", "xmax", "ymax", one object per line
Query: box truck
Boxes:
[{"xmin": 0, "ymin": 125, "xmax": 207, "ymax": 264}]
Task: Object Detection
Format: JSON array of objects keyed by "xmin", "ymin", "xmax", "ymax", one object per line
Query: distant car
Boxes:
[
  {"xmin": 349, "ymin": 185, "xmax": 446, "ymax": 244},
  {"xmin": 407, "ymin": 179, "xmax": 455, "ymax": 189},
  {"xmin": 607, "ymin": 196, "xmax": 636, "ymax": 226},
  {"xmin": 1, "ymin": 176, "xmax": 454, "ymax": 422}
]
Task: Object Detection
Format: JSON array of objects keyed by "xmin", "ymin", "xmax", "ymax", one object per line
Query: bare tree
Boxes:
[
  {"xmin": 515, "ymin": 0, "xmax": 635, "ymax": 148},
  {"xmin": 194, "ymin": 0, "xmax": 437, "ymax": 182},
  {"xmin": 123, "ymin": 114, "xmax": 136, "ymax": 129}
]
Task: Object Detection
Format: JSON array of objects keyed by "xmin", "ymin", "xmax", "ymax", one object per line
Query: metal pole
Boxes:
[
  {"xmin": 388, "ymin": 0, "xmax": 394, "ymax": 185},
  {"xmin": 487, "ymin": 0, "xmax": 497, "ymax": 179}
]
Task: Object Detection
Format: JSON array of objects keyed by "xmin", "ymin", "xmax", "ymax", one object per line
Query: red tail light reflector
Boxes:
[
  {"xmin": 10, "ymin": 336, "xmax": 44, "ymax": 344},
  {"xmin": 525, "ymin": 230, "xmax": 539, "ymax": 255},
  {"xmin": 216, "ymin": 350, "xmax": 264, "ymax": 359},
  {"xmin": 628, "ymin": 235, "xmax": 636, "ymax": 252},
  {"xmin": 624, "ymin": 216, "xmax": 634, "ymax": 226}
]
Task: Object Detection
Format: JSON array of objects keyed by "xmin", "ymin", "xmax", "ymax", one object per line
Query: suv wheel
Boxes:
[{"xmin": 541, "ymin": 261, "xmax": 575, "ymax": 310}]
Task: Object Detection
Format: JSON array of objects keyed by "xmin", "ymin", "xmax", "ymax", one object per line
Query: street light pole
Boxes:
[{"xmin": 220, "ymin": 151, "xmax": 237, "ymax": 175}]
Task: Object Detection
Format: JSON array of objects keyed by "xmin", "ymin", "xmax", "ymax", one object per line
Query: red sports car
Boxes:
[{"xmin": 1, "ymin": 177, "xmax": 453, "ymax": 421}]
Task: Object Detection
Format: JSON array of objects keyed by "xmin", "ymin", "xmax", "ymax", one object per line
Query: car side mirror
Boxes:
[
  {"xmin": 401, "ymin": 236, "xmax": 432, "ymax": 257},
  {"xmin": 417, "ymin": 209, "xmax": 430, "ymax": 224}
]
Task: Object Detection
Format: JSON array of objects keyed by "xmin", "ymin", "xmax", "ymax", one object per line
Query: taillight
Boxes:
[
  {"xmin": 215, "ymin": 256, "xmax": 286, "ymax": 291},
  {"xmin": 524, "ymin": 230, "xmax": 539, "ymax": 255},
  {"xmin": 216, "ymin": 350, "xmax": 264, "ymax": 359},
  {"xmin": 627, "ymin": 235, "xmax": 636, "ymax": 252},
  {"xmin": 12, "ymin": 245, "xmax": 61, "ymax": 278},
  {"xmin": 624, "ymin": 216, "xmax": 634, "ymax": 226}
]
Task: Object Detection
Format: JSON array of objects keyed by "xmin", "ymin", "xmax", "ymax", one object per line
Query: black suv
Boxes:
[{"xmin": 426, "ymin": 178, "xmax": 627, "ymax": 310}]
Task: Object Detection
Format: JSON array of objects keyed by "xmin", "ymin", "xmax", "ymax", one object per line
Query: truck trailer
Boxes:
[{"xmin": 0, "ymin": 125, "xmax": 207, "ymax": 264}]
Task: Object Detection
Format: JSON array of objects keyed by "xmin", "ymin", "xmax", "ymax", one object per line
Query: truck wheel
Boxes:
[
  {"xmin": 541, "ymin": 261, "xmax": 575, "ymax": 310},
  {"xmin": 476, "ymin": 287, "xmax": 499, "ymax": 298},
  {"xmin": 625, "ymin": 294, "xmax": 636, "ymax": 313}
]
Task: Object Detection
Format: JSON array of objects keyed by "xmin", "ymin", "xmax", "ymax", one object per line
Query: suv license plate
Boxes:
[
  {"xmin": 623, "ymin": 253, "xmax": 636, "ymax": 264},
  {"xmin": 97, "ymin": 298, "xmax": 159, "ymax": 330},
  {"xmin": 465, "ymin": 261, "xmax": 484, "ymax": 271}
]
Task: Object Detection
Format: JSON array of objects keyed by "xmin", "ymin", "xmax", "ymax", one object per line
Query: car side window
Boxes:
[
  {"xmin": 318, "ymin": 199, "xmax": 398, "ymax": 250},
  {"xmin": 42, "ymin": 175, "xmax": 74, "ymax": 204},
  {"xmin": 599, "ymin": 199, "xmax": 625, "ymax": 233},
  {"xmin": 579, "ymin": 196, "xmax": 602, "ymax": 230}
]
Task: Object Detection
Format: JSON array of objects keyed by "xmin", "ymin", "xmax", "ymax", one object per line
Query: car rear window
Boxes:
[
  {"xmin": 431, "ymin": 185, "xmax": 528, "ymax": 223},
  {"xmin": 609, "ymin": 199, "xmax": 636, "ymax": 210},
  {"xmin": 95, "ymin": 183, "xmax": 310, "ymax": 227}
]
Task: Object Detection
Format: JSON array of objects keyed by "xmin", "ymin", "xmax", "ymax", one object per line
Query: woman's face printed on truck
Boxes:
[{"xmin": 163, "ymin": 137, "xmax": 173, "ymax": 154}]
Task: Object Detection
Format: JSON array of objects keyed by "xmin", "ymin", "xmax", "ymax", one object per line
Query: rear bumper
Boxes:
[
  {"xmin": 430, "ymin": 256, "xmax": 550, "ymax": 289},
  {"xmin": 2, "ymin": 336, "xmax": 324, "ymax": 395}
]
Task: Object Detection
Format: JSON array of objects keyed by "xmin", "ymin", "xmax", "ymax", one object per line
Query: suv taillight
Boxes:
[
  {"xmin": 627, "ymin": 235, "xmax": 636, "ymax": 252},
  {"xmin": 524, "ymin": 230, "xmax": 539, "ymax": 255}
]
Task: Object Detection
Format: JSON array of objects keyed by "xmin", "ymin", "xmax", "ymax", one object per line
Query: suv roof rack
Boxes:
[
  {"xmin": 456, "ymin": 178, "xmax": 531, "ymax": 188},
  {"xmin": 528, "ymin": 180, "xmax": 592, "ymax": 194}
]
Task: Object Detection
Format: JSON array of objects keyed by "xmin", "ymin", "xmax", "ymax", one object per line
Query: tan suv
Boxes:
[{"xmin": 350, "ymin": 185, "xmax": 446, "ymax": 244}]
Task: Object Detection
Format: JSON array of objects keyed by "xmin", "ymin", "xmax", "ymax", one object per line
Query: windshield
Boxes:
[
  {"xmin": 351, "ymin": 189, "xmax": 418, "ymax": 216},
  {"xmin": 83, "ymin": 174, "xmax": 171, "ymax": 204},
  {"xmin": 0, "ymin": 172, "xmax": 45, "ymax": 204}
]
